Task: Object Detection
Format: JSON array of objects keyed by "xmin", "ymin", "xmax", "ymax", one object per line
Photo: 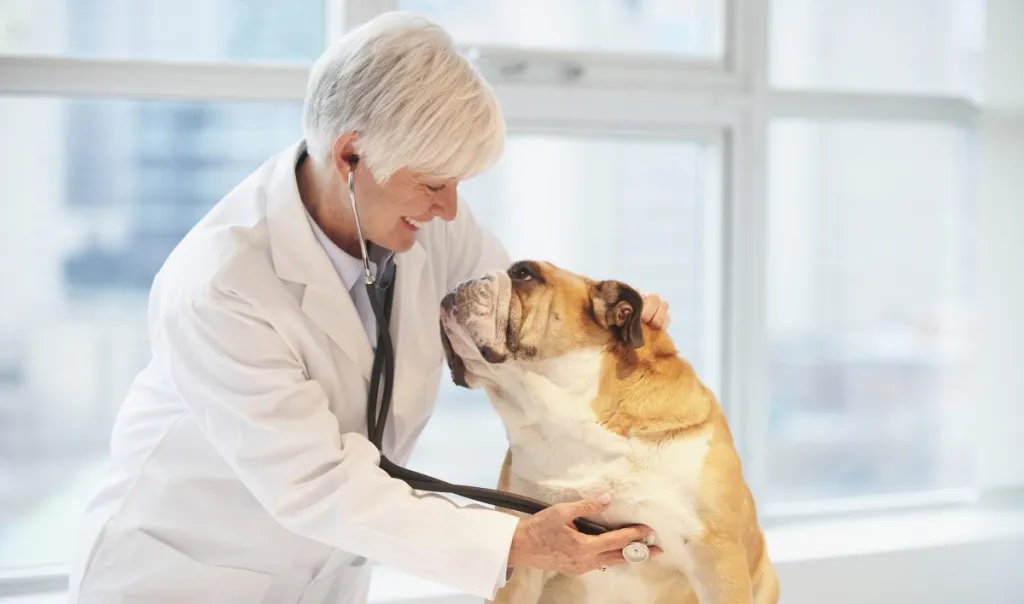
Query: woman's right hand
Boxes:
[{"xmin": 506, "ymin": 494, "xmax": 661, "ymax": 574}]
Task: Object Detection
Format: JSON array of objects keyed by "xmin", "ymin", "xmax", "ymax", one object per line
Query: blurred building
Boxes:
[{"xmin": 0, "ymin": 0, "xmax": 315, "ymax": 565}]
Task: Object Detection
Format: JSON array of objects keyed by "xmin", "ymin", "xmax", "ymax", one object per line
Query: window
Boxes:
[
  {"xmin": 764, "ymin": 119, "xmax": 977, "ymax": 504},
  {"xmin": 0, "ymin": 0, "xmax": 325, "ymax": 63},
  {"xmin": 770, "ymin": 0, "xmax": 986, "ymax": 97},
  {"xmin": 406, "ymin": 132, "xmax": 724, "ymax": 486},
  {"xmin": 0, "ymin": 95, "xmax": 304, "ymax": 570},
  {"xmin": 397, "ymin": 0, "xmax": 725, "ymax": 59},
  {"xmin": 0, "ymin": 0, "xmax": 1003, "ymax": 599},
  {"xmin": 753, "ymin": 0, "xmax": 984, "ymax": 511}
]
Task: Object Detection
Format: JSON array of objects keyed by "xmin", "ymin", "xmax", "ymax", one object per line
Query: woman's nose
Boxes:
[{"xmin": 431, "ymin": 188, "xmax": 458, "ymax": 221}]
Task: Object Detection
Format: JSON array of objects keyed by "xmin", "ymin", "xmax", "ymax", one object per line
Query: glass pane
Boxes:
[
  {"xmin": 0, "ymin": 0, "xmax": 324, "ymax": 63},
  {"xmin": 398, "ymin": 0, "xmax": 725, "ymax": 59},
  {"xmin": 770, "ymin": 0, "xmax": 986, "ymax": 96},
  {"xmin": 405, "ymin": 133, "xmax": 723, "ymax": 488},
  {"xmin": 0, "ymin": 96, "xmax": 303, "ymax": 570},
  {"xmin": 766, "ymin": 119, "xmax": 978, "ymax": 505}
]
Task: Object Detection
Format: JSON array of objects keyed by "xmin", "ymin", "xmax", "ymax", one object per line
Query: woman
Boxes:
[{"xmin": 67, "ymin": 12, "xmax": 670, "ymax": 604}]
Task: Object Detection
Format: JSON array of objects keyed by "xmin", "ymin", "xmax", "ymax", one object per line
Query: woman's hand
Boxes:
[
  {"xmin": 506, "ymin": 494, "xmax": 661, "ymax": 575},
  {"xmin": 640, "ymin": 293, "xmax": 670, "ymax": 330}
]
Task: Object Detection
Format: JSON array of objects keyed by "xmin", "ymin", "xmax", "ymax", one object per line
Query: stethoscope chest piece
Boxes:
[{"xmin": 622, "ymin": 541, "xmax": 650, "ymax": 564}]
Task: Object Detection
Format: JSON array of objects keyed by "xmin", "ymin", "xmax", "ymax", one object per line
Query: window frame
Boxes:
[
  {"xmin": 434, "ymin": 115, "xmax": 732, "ymax": 416},
  {"xmin": 0, "ymin": 0, "xmax": 1004, "ymax": 596}
]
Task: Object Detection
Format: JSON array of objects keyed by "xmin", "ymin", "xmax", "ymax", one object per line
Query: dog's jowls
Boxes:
[{"xmin": 439, "ymin": 260, "xmax": 779, "ymax": 604}]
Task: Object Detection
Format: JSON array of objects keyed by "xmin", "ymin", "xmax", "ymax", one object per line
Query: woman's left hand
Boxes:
[{"xmin": 640, "ymin": 293, "xmax": 670, "ymax": 330}]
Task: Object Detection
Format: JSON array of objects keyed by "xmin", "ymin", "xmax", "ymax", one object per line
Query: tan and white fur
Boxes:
[{"xmin": 438, "ymin": 260, "xmax": 779, "ymax": 604}]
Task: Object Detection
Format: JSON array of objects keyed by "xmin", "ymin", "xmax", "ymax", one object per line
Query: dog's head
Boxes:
[{"xmin": 438, "ymin": 260, "xmax": 649, "ymax": 390}]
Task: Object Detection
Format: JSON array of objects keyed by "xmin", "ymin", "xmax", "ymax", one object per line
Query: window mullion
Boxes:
[
  {"xmin": 768, "ymin": 90, "xmax": 980, "ymax": 125},
  {"xmin": 727, "ymin": 0, "xmax": 771, "ymax": 501},
  {"xmin": 0, "ymin": 56, "xmax": 309, "ymax": 102}
]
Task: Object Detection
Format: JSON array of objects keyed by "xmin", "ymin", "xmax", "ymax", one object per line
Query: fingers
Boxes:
[
  {"xmin": 640, "ymin": 293, "xmax": 670, "ymax": 330},
  {"xmin": 552, "ymin": 493, "xmax": 611, "ymax": 523},
  {"xmin": 520, "ymin": 494, "xmax": 665, "ymax": 577},
  {"xmin": 594, "ymin": 545, "xmax": 664, "ymax": 570},
  {"xmin": 641, "ymin": 294, "xmax": 658, "ymax": 322},
  {"xmin": 587, "ymin": 524, "xmax": 654, "ymax": 553},
  {"xmin": 651, "ymin": 305, "xmax": 667, "ymax": 328}
]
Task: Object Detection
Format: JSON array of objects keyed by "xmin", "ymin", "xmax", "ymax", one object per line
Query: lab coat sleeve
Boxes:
[
  {"xmin": 444, "ymin": 197, "xmax": 512, "ymax": 290},
  {"xmin": 157, "ymin": 285, "xmax": 520, "ymax": 600}
]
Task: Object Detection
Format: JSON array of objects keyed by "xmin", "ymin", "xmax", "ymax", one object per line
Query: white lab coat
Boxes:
[{"xmin": 66, "ymin": 140, "xmax": 519, "ymax": 604}]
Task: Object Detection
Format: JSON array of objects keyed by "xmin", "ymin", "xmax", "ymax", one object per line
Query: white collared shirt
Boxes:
[{"xmin": 303, "ymin": 208, "xmax": 394, "ymax": 342}]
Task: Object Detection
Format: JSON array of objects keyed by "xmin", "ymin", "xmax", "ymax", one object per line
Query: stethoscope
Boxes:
[{"xmin": 344, "ymin": 156, "xmax": 651, "ymax": 567}]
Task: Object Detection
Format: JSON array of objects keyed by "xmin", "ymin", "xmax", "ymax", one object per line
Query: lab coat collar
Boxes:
[{"xmin": 265, "ymin": 139, "xmax": 426, "ymax": 382}]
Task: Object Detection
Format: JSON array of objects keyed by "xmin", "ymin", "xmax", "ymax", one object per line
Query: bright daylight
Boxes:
[{"xmin": 1, "ymin": 1, "xmax": 1022, "ymax": 603}]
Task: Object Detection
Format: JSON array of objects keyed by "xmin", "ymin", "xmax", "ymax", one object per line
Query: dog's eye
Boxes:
[
  {"xmin": 509, "ymin": 263, "xmax": 536, "ymax": 282},
  {"xmin": 510, "ymin": 267, "xmax": 531, "ymax": 281}
]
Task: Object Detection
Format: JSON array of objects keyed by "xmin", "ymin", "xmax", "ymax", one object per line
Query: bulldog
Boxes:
[{"xmin": 438, "ymin": 260, "xmax": 779, "ymax": 604}]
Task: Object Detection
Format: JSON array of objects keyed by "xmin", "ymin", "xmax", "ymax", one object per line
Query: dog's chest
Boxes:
[
  {"xmin": 509, "ymin": 426, "xmax": 713, "ymax": 564},
  {"xmin": 540, "ymin": 563, "xmax": 693, "ymax": 604}
]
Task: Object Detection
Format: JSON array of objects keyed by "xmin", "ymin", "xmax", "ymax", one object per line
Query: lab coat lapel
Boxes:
[
  {"xmin": 266, "ymin": 141, "xmax": 375, "ymax": 381},
  {"xmin": 302, "ymin": 277, "xmax": 375, "ymax": 380}
]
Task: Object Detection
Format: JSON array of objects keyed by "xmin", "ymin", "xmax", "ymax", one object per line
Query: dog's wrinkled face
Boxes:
[{"xmin": 439, "ymin": 260, "xmax": 646, "ymax": 388}]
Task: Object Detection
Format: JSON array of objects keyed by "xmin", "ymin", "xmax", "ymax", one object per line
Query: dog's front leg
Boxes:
[{"xmin": 679, "ymin": 533, "xmax": 752, "ymax": 604}]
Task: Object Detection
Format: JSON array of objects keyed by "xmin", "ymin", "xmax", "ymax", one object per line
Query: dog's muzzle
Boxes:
[
  {"xmin": 439, "ymin": 271, "xmax": 514, "ymax": 360},
  {"xmin": 438, "ymin": 270, "xmax": 515, "ymax": 388}
]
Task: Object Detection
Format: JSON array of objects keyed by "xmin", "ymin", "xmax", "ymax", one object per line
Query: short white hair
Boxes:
[{"xmin": 302, "ymin": 11, "xmax": 505, "ymax": 183}]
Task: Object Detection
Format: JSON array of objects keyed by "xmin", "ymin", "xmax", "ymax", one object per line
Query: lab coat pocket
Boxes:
[{"xmin": 88, "ymin": 529, "xmax": 273, "ymax": 604}]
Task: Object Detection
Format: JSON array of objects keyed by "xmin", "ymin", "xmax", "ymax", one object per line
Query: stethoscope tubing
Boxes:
[{"xmin": 347, "ymin": 163, "xmax": 653, "ymax": 553}]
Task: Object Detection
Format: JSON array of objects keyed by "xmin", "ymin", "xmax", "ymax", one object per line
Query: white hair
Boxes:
[{"xmin": 302, "ymin": 11, "xmax": 505, "ymax": 183}]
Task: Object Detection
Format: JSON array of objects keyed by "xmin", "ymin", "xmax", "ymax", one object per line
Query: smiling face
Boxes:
[
  {"xmin": 348, "ymin": 161, "xmax": 459, "ymax": 254},
  {"xmin": 309, "ymin": 130, "xmax": 463, "ymax": 255},
  {"xmin": 438, "ymin": 260, "xmax": 647, "ymax": 388}
]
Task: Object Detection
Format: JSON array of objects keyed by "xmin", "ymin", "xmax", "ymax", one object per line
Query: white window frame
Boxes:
[{"xmin": 0, "ymin": 0, "xmax": 1011, "ymax": 598}]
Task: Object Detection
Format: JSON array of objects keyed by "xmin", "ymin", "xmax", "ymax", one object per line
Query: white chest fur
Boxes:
[
  {"xmin": 506, "ymin": 431, "xmax": 711, "ymax": 560},
  {"xmin": 488, "ymin": 349, "xmax": 714, "ymax": 590}
]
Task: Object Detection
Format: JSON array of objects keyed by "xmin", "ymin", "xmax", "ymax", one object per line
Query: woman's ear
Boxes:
[{"xmin": 331, "ymin": 132, "xmax": 360, "ymax": 179}]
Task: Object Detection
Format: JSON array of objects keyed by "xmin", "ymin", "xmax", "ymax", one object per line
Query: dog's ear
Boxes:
[
  {"xmin": 439, "ymin": 322, "xmax": 469, "ymax": 388},
  {"xmin": 590, "ymin": 280, "xmax": 645, "ymax": 349}
]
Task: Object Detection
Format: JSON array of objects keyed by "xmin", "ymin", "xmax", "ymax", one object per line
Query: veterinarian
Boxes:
[{"xmin": 66, "ymin": 12, "xmax": 669, "ymax": 604}]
